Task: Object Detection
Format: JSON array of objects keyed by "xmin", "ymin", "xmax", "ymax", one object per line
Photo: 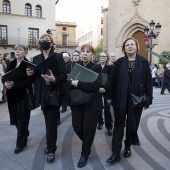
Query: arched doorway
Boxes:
[{"xmin": 132, "ymin": 31, "xmax": 148, "ymax": 59}]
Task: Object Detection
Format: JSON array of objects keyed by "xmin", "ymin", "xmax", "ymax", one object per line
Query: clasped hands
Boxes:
[{"xmin": 26, "ymin": 67, "xmax": 56, "ymax": 83}]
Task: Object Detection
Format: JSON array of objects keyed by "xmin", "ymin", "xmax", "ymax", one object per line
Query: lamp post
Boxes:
[
  {"xmin": 46, "ymin": 29, "xmax": 52, "ymax": 35},
  {"xmin": 144, "ymin": 20, "xmax": 161, "ymax": 64}
]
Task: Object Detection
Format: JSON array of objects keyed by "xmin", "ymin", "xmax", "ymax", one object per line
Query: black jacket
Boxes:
[
  {"xmin": 32, "ymin": 51, "xmax": 67, "ymax": 108},
  {"xmin": 92, "ymin": 64, "xmax": 114, "ymax": 91},
  {"xmin": 68, "ymin": 61, "xmax": 103, "ymax": 113},
  {"xmin": 2, "ymin": 58, "xmax": 33, "ymax": 125},
  {"xmin": 163, "ymin": 68, "xmax": 170, "ymax": 83}
]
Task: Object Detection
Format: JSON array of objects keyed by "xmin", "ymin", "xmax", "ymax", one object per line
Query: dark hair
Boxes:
[
  {"xmin": 122, "ymin": 37, "xmax": 139, "ymax": 54},
  {"xmin": 3, "ymin": 53, "xmax": 9, "ymax": 59}
]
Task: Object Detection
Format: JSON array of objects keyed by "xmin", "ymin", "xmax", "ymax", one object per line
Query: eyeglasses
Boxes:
[
  {"xmin": 99, "ymin": 56, "xmax": 107, "ymax": 57},
  {"xmin": 73, "ymin": 54, "xmax": 79, "ymax": 56}
]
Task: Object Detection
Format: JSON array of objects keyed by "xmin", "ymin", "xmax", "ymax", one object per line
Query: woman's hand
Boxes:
[
  {"xmin": 26, "ymin": 67, "xmax": 35, "ymax": 76},
  {"xmin": 99, "ymin": 87, "xmax": 105, "ymax": 93},
  {"xmin": 71, "ymin": 80, "xmax": 78, "ymax": 87},
  {"xmin": 4, "ymin": 81, "xmax": 14, "ymax": 89},
  {"xmin": 41, "ymin": 70, "xmax": 56, "ymax": 83}
]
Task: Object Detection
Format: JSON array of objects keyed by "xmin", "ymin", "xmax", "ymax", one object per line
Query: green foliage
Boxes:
[
  {"xmin": 159, "ymin": 51, "xmax": 170, "ymax": 66},
  {"xmin": 94, "ymin": 40, "xmax": 103, "ymax": 61}
]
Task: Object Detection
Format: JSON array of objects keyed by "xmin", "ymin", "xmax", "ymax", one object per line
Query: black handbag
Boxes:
[
  {"xmin": 131, "ymin": 93, "xmax": 149, "ymax": 108},
  {"xmin": 27, "ymin": 91, "xmax": 36, "ymax": 110},
  {"xmin": 45, "ymin": 86, "xmax": 59, "ymax": 107},
  {"xmin": 124, "ymin": 62, "xmax": 149, "ymax": 109},
  {"xmin": 70, "ymin": 89, "xmax": 92, "ymax": 106}
]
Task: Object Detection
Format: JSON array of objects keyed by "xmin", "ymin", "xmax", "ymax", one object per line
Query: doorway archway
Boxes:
[{"xmin": 132, "ymin": 31, "xmax": 148, "ymax": 59}]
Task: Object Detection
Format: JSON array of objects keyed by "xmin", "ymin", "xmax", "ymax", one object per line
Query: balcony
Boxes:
[
  {"xmin": 0, "ymin": 36, "xmax": 38, "ymax": 49},
  {"xmin": 55, "ymin": 40, "xmax": 79, "ymax": 48}
]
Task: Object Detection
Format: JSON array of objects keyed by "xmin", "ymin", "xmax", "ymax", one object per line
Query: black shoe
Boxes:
[
  {"xmin": 160, "ymin": 92, "xmax": 165, "ymax": 95},
  {"xmin": 61, "ymin": 108, "xmax": 66, "ymax": 113},
  {"xmin": 108, "ymin": 129, "xmax": 112, "ymax": 136},
  {"xmin": 77, "ymin": 155, "xmax": 89, "ymax": 168},
  {"xmin": 124, "ymin": 147, "xmax": 131, "ymax": 158},
  {"xmin": 57, "ymin": 120, "xmax": 61, "ymax": 125},
  {"xmin": 44, "ymin": 148, "xmax": 48, "ymax": 154},
  {"xmin": 47, "ymin": 153, "xmax": 55, "ymax": 163},
  {"xmin": 106, "ymin": 154, "xmax": 121, "ymax": 164},
  {"xmin": 97, "ymin": 124, "xmax": 103, "ymax": 130},
  {"xmin": 14, "ymin": 147, "xmax": 24, "ymax": 154}
]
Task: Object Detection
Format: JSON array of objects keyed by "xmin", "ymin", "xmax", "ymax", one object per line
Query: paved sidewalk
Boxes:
[{"xmin": 0, "ymin": 88, "xmax": 170, "ymax": 170}]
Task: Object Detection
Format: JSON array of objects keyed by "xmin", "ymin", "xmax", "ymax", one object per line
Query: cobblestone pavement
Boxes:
[{"xmin": 0, "ymin": 88, "xmax": 170, "ymax": 170}]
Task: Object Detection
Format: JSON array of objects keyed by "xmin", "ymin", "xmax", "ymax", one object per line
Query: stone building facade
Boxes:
[
  {"xmin": 0, "ymin": 0, "xmax": 56, "ymax": 60},
  {"xmin": 107, "ymin": 0, "xmax": 170, "ymax": 64},
  {"xmin": 55, "ymin": 21, "xmax": 78, "ymax": 55}
]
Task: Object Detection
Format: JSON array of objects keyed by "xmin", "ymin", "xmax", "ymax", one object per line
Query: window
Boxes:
[
  {"xmin": 35, "ymin": 5, "xmax": 42, "ymax": 17},
  {"xmin": 62, "ymin": 27, "xmax": 67, "ymax": 31},
  {"xmin": 101, "ymin": 28, "xmax": 103, "ymax": 35},
  {"xmin": 3, "ymin": 0, "xmax": 10, "ymax": 14},
  {"xmin": 0, "ymin": 25, "xmax": 7, "ymax": 44},
  {"xmin": 62, "ymin": 34, "xmax": 67, "ymax": 45},
  {"xmin": 28, "ymin": 28, "xmax": 39, "ymax": 46},
  {"xmin": 25, "ymin": 3, "xmax": 32, "ymax": 16},
  {"xmin": 101, "ymin": 18, "xmax": 103, "ymax": 24}
]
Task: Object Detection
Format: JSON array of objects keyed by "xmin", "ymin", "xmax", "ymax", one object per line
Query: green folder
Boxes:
[{"xmin": 67, "ymin": 63, "xmax": 99, "ymax": 82}]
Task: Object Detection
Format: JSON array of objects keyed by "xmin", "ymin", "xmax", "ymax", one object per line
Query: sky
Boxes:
[{"xmin": 55, "ymin": 0, "xmax": 83, "ymax": 22}]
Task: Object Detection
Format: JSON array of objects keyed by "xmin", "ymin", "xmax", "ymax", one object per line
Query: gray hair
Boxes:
[
  {"xmin": 14, "ymin": 44, "xmax": 28, "ymax": 52},
  {"xmin": 166, "ymin": 63, "xmax": 170, "ymax": 68}
]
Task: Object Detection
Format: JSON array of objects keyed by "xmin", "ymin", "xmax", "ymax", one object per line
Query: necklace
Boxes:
[{"xmin": 128, "ymin": 60, "xmax": 135, "ymax": 72}]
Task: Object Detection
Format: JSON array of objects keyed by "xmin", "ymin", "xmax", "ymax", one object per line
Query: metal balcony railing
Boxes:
[{"xmin": 0, "ymin": 36, "xmax": 37, "ymax": 46}]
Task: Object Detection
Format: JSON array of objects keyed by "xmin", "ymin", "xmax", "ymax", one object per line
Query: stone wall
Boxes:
[{"xmin": 108, "ymin": 0, "xmax": 170, "ymax": 63}]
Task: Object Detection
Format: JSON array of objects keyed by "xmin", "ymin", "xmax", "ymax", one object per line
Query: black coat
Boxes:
[
  {"xmin": 163, "ymin": 68, "xmax": 170, "ymax": 83},
  {"xmin": 32, "ymin": 51, "xmax": 67, "ymax": 108},
  {"xmin": 108, "ymin": 55, "xmax": 153, "ymax": 110},
  {"xmin": 68, "ymin": 61, "xmax": 103, "ymax": 113},
  {"xmin": 2, "ymin": 58, "xmax": 33, "ymax": 125},
  {"xmin": 108, "ymin": 54, "xmax": 153, "ymax": 144},
  {"xmin": 92, "ymin": 64, "xmax": 114, "ymax": 91}
]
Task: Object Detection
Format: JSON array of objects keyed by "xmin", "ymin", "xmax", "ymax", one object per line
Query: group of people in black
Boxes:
[{"xmin": 2, "ymin": 35, "xmax": 153, "ymax": 168}]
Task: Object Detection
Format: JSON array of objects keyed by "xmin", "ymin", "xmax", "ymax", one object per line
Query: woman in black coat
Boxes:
[
  {"xmin": 2, "ymin": 44, "xmax": 33, "ymax": 154},
  {"xmin": 106, "ymin": 37, "xmax": 153, "ymax": 164},
  {"xmin": 27, "ymin": 34, "xmax": 67, "ymax": 163},
  {"xmin": 92, "ymin": 51, "xmax": 114, "ymax": 136},
  {"xmin": 69, "ymin": 44, "xmax": 103, "ymax": 168}
]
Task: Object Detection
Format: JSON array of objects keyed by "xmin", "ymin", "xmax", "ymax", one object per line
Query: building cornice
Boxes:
[{"xmin": 0, "ymin": 12, "xmax": 45, "ymax": 19}]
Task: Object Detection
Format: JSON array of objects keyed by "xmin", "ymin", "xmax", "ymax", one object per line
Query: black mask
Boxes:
[{"xmin": 40, "ymin": 41, "xmax": 51, "ymax": 50}]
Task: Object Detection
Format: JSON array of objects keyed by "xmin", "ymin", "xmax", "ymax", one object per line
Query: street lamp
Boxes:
[
  {"xmin": 144, "ymin": 20, "xmax": 161, "ymax": 64},
  {"xmin": 46, "ymin": 29, "xmax": 52, "ymax": 35}
]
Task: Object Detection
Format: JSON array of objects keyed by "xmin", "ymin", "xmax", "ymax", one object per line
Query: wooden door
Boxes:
[{"xmin": 132, "ymin": 31, "xmax": 148, "ymax": 59}]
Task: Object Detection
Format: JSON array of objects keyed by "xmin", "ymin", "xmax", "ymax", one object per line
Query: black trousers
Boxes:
[
  {"xmin": 16, "ymin": 109, "xmax": 30, "ymax": 148},
  {"xmin": 72, "ymin": 105, "xmax": 100, "ymax": 156},
  {"xmin": 98, "ymin": 93, "xmax": 113, "ymax": 129},
  {"xmin": 161, "ymin": 82, "xmax": 170, "ymax": 93},
  {"xmin": 111, "ymin": 109, "xmax": 142, "ymax": 156},
  {"xmin": 43, "ymin": 105, "xmax": 60, "ymax": 153}
]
